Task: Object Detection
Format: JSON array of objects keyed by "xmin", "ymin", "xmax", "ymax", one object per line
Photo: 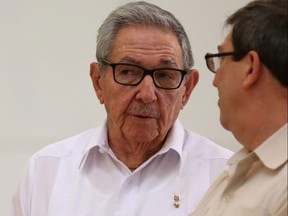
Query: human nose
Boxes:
[{"xmin": 135, "ymin": 75, "xmax": 157, "ymax": 103}]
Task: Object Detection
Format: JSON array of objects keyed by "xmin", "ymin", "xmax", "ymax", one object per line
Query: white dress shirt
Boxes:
[{"xmin": 9, "ymin": 119, "xmax": 232, "ymax": 216}]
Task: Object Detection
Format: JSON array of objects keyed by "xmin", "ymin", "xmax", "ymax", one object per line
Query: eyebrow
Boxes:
[
  {"xmin": 118, "ymin": 56, "xmax": 140, "ymax": 64},
  {"xmin": 160, "ymin": 59, "xmax": 177, "ymax": 67},
  {"xmin": 118, "ymin": 56, "xmax": 178, "ymax": 68}
]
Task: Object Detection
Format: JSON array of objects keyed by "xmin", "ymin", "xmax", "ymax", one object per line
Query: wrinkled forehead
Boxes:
[{"xmin": 110, "ymin": 26, "xmax": 183, "ymax": 66}]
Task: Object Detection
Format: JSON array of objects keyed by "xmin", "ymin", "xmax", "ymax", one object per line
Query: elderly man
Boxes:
[
  {"xmin": 10, "ymin": 2, "xmax": 232, "ymax": 216},
  {"xmin": 190, "ymin": 0, "xmax": 287, "ymax": 215}
]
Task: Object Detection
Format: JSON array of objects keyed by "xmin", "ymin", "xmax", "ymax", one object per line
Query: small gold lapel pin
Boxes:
[{"xmin": 173, "ymin": 195, "xmax": 180, "ymax": 208}]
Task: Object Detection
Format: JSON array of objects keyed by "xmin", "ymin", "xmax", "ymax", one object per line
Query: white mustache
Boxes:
[{"xmin": 126, "ymin": 104, "xmax": 160, "ymax": 119}]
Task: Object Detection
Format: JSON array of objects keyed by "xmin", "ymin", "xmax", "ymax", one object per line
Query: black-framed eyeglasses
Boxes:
[
  {"xmin": 99, "ymin": 59, "xmax": 188, "ymax": 90},
  {"xmin": 205, "ymin": 51, "xmax": 247, "ymax": 73}
]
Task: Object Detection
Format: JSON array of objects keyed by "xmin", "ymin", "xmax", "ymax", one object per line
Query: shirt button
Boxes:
[
  {"xmin": 224, "ymin": 194, "xmax": 231, "ymax": 203},
  {"xmin": 98, "ymin": 148, "xmax": 105, "ymax": 154}
]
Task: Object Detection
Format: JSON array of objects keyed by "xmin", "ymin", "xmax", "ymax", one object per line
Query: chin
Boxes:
[
  {"xmin": 123, "ymin": 126, "xmax": 159, "ymax": 142},
  {"xmin": 126, "ymin": 133, "xmax": 158, "ymax": 143},
  {"xmin": 219, "ymin": 115, "xmax": 230, "ymax": 131}
]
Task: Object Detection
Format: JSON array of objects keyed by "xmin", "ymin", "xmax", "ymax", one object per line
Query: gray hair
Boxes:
[{"xmin": 96, "ymin": 1, "xmax": 193, "ymax": 71}]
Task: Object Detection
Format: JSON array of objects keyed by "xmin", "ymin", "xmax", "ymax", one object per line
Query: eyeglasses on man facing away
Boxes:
[{"xmin": 205, "ymin": 51, "xmax": 247, "ymax": 73}]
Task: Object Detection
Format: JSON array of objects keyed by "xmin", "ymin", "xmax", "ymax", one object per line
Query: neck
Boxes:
[
  {"xmin": 109, "ymin": 137, "xmax": 165, "ymax": 171},
  {"xmin": 234, "ymin": 89, "xmax": 287, "ymax": 151}
]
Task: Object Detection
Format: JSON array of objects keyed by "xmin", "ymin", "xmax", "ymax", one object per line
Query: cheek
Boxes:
[
  {"xmin": 111, "ymin": 95, "xmax": 128, "ymax": 110},
  {"xmin": 218, "ymin": 78, "xmax": 242, "ymax": 115},
  {"xmin": 159, "ymin": 92, "xmax": 183, "ymax": 122},
  {"xmin": 102, "ymin": 86, "xmax": 132, "ymax": 121}
]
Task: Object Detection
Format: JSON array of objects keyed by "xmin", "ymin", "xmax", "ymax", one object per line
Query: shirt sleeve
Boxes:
[{"xmin": 9, "ymin": 156, "xmax": 35, "ymax": 216}]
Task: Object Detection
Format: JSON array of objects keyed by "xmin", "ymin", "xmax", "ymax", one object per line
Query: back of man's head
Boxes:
[{"xmin": 226, "ymin": 0, "xmax": 287, "ymax": 87}]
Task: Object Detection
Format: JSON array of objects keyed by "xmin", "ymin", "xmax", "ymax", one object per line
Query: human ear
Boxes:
[
  {"xmin": 181, "ymin": 69, "xmax": 199, "ymax": 109},
  {"xmin": 242, "ymin": 51, "xmax": 262, "ymax": 90},
  {"xmin": 90, "ymin": 62, "xmax": 104, "ymax": 104}
]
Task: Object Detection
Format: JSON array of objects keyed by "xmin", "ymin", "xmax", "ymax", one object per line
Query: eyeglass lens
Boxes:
[
  {"xmin": 114, "ymin": 64, "xmax": 183, "ymax": 89},
  {"xmin": 207, "ymin": 57, "xmax": 221, "ymax": 72}
]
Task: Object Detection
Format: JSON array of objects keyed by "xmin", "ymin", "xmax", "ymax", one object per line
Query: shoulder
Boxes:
[
  {"xmin": 183, "ymin": 129, "xmax": 233, "ymax": 160},
  {"xmin": 33, "ymin": 128, "xmax": 98, "ymax": 159}
]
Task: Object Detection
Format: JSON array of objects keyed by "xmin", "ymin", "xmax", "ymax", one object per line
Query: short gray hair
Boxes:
[{"xmin": 96, "ymin": 1, "xmax": 193, "ymax": 71}]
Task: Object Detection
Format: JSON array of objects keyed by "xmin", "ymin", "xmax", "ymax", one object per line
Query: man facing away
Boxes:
[
  {"xmin": 9, "ymin": 1, "xmax": 232, "ymax": 216},
  {"xmin": 190, "ymin": 0, "xmax": 287, "ymax": 215}
]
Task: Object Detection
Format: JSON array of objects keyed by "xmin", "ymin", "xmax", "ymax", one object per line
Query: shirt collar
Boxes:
[
  {"xmin": 78, "ymin": 121, "xmax": 109, "ymax": 169},
  {"xmin": 227, "ymin": 147, "xmax": 250, "ymax": 167},
  {"xmin": 254, "ymin": 123, "xmax": 287, "ymax": 170},
  {"xmin": 156, "ymin": 119, "xmax": 184, "ymax": 157},
  {"xmin": 228, "ymin": 123, "xmax": 288, "ymax": 170},
  {"xmin": 78, "ymin": 119, "xmax": 185, "ymax": 169}
]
